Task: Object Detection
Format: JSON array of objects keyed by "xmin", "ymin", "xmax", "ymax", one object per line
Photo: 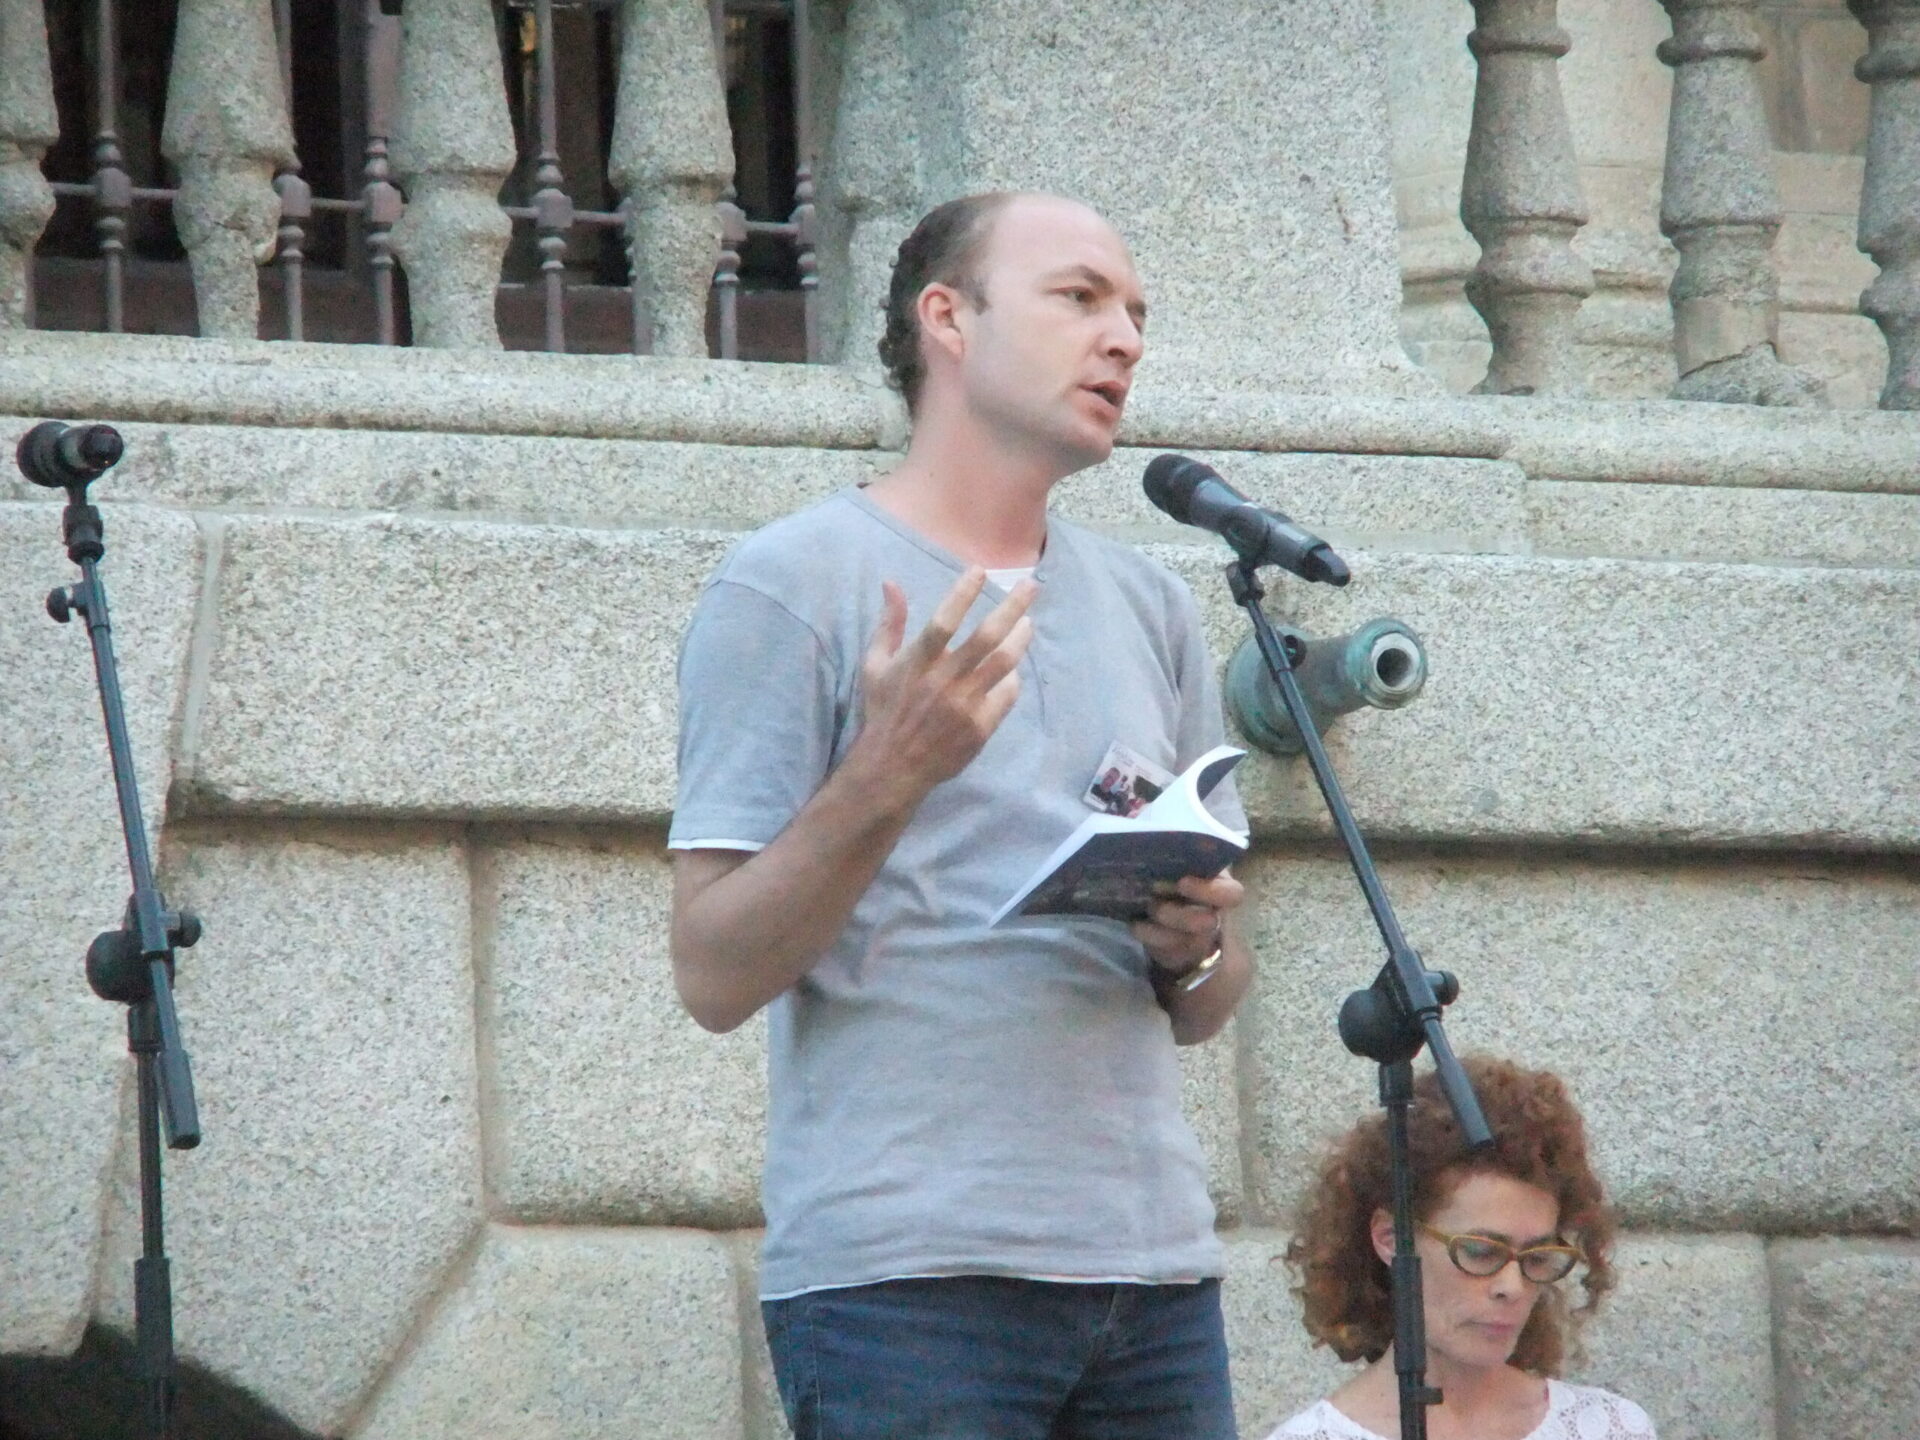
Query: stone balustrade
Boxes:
[
  {"xmin": 0, "ymin": 1, "xmax": 1912, "ymax": 401},
  {"xmin": 1452, "ymin": 0, "xmax": 1912, "ymax": 408}
]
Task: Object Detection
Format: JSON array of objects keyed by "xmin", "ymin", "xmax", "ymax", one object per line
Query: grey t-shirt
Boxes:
[{"xmin": 670, "ymin": 488, "xmax": 1246, "ymax": 1298}]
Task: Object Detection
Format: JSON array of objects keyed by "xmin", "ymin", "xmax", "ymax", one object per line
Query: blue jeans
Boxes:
[{"xmin": 761, "ymin": 1276, "xmax": 1238, "ymax": 1440}]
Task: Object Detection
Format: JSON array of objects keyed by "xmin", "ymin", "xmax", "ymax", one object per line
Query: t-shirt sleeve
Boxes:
[
  {"xmin": 669, "ymin": 577, "xmax": 842, "ymax": 851},
  {"xmin": 1169, "ymin": 579, "xmax": 1248, "ymax": 834}
]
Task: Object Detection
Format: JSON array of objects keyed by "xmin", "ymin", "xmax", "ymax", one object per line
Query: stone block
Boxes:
[
  {"xmin": 1777, "ymin": 309, "xmax": 1889, "ymax": 413},
  {"xmin": 1064, "ymin": 449, "xmax": 1529, "ymax": 556},
  {"xmin": 1791, "ymin": 17, "xmax": 1871, "ymax": 157},
  {"xmin": 1222, "ymin": 1229, "xmax": 1355, "ymax": 1439},
  {"xmin": 1238, "ymin": 850, "xmax": 1920, "ymax": 1234},
  {"xmin": 1528, "ymin": 478, "xmax": 1920, "ymax": 568},
  {"xmin": 354, "ymin": 1224, "xmax": 743, "ymax": 1440},
  {"xmin": 93, "ymin": 827, "xmax": 482, "ymax": 1433},
  {"xmin": 1773, "ymin": 1238, "xmax": 1920, "ymax": 1440},
  {"xmin": 481, "ymin": 832, "xmax": 767, "ymax": 1227},
  {"xmin": 1181, "ymin": 1017, "xmax": 1245, "ymax": 1226},
  {"xmin": 721, "ymin": 1231, "xmax": 792, "ymax": 1440},
  {"xmin": 1492, "ymin": 395, "xmax": 1920, "ymax": 493},
  {"xmin": 0, "ymin": 501, "xmax": 200, "ymax": 1355},
  {"xmin": 1572, "ymin": 1233, "xmax": 1775, "ymax": 1440},
  {"xmin": 0, "ymin": 331, "xmax": 894, "ymax": 449},
  {"xmin": 0, "ymin": 418, "xmax": 885, "ymax": 529},
  {"xmin": 185, "ymin": 515, "xmax": 736, "ymax": 821},
  {"xmin": 906, "ymin": 0, "xmax": 1429, "ymax": 398},
  {"xmin": 1163, "ymin": 546, "xmax": 1920, "ymax": 850}
]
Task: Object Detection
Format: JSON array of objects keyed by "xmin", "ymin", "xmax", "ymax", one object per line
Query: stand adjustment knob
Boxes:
[
  {"xmin": 46, "ymin": 586, "xmax": 73, "ymax": 623},
  {"xmin": 167, "ymin": 910, "xmax": 202, "ymax": 948}
]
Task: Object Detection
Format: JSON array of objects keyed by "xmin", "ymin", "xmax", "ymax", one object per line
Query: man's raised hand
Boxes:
[{"xmin": 856, "ymin": 567, "xmax": 1038, "ymax": 793}]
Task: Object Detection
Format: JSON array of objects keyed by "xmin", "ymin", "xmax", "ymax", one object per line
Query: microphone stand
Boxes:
[
  {"xmin": 20, "ymin": 422, "xmax": 203, "ymax": 1440},
  {"xmin": 1222, "ymin": 557, "xmax": 1492, "ymax": 1440}
]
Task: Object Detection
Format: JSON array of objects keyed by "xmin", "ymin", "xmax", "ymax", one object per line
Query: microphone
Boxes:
[
  {"xmin": 1142, "ymin": 453, "xmax": 1350, "ymax": 586},
  {"xmin": 16, "ymin": 421, "xmax": 124, "ymax": 490}
]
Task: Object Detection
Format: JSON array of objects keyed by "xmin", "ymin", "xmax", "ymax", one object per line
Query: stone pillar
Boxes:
[
  {"xmin": 822, "ymin": 0, "xmax": 918, "ymax": 372},
  {"xmin": 1849, "ymin": 0, "xmax": 1920, "ymax": 410},
  {"xmin": 0, "ymin": 0, "xmax": 56, "ymax": 329},
  {"xmin": 1460, "ymin": 0, "xmax": 1594, "ymax": 396},
  {"xmin": 609, "ymin": 0, "xmax": 734, "ymax": 358},
  {"xmin": 160, "ymin": 0, "xmax": 296, "ymax": 340},
  {"xmin": 389, "ymin": 0, "xmax": 516, "ymax": 350},
  {"xmin": 1657, "ymin": 0, "xmax": 1826, "ymax": 406},
  {"xmin": 864, "ymin": 0, "xmax": 1422, "ymax": 397}
]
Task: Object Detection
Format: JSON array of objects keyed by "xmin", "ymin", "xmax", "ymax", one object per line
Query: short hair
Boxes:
[
  {"xmin": 877, "ymin": 193, "xmax": 1018, "ymax": 411},
  {"xmin": 1286, "ymin": 1056, "xmax": 1617, "ymax": 1376}
]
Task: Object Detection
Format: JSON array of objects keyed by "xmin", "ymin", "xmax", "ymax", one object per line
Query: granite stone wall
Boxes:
[
  {"xmin": 2, "ymin": 1, "xmax": 1918, "ymax": 1437},
  {"xmin": 1, "ymin": 341, "xmax": 1913, "ymax": 1439}
]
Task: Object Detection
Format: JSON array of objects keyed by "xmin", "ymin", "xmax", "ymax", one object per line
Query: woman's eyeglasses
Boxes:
[{"xmin": 1418, "ymin": 1223, "xmax": 1584, "ymax": 1284}]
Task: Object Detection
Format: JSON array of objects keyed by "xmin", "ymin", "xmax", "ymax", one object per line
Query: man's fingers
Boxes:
[
  {"xmin": 961, "ymin": 615, "xmax": 1034, "ymax": 697},
  {"xmin": 1173, "ymin": 872, "xmax": 1244, "ymax": 912},
  {"xmin": 866, "ymin": 580, "xmax": 909, "ymax": 668},
  {"xmin": 1146, "ymin": 897, "xmax": 1221, "ymax": 938},
  {"xmin": 975, "ymin": 667, "xmax": 1023, "ymax": 735},
  {"xmin": 950, "ymin": 578, "xmax": 1040, "ymax": 668},
  {"xmin": 912, "ymin": 567, "xmax": 989, "ymax": 662}
]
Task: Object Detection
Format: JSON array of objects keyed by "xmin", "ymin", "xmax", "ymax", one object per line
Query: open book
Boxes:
[{"xmin": 991, "ymin": 746, "xmax": 1250, "ymax": 924}]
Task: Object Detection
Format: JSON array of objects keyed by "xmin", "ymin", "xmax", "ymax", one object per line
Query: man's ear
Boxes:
[
  {"xmin": 915, "ymin": 282, "xmax": 971, "ymax": 368},
  {"xmin": 1369, "ymin": 1208, "xmax": 1397, "ymax": 1266}
]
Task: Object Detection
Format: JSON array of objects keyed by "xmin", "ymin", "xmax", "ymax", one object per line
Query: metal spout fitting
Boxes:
[{"xmin": 1226, "ymin": 617, "xmax": 1428, "ymax": 756}]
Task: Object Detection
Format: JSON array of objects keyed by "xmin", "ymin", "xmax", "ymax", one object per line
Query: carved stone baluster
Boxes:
[
  {"xmin": 1849, "ymin": 0, "xmax": 1920, "ymax": 410},
  {"xmin": 1658, "ymin": 0, "xmax": 1826, "ymax": 405},
  {"xmin": 389, "ymin": 0, "xmax": 515, "ymax": 349},
  {"xmin": 161, "ymin": 0, "xmax": 297, "ymax": 339},
  {"xmin": 823, "ymin": 0, "xmax": 916, "ymax": 372},
  {"xmin": 1460, "ymin": 0, "xmax": 1593, "ymax": 396},
  {"xmin": 0, "ymin": 0, "xmax": 58, "ymax": 328},
  {"xmin": 609, "ymin": 0, "xmax": 734, "ymax": 358}
]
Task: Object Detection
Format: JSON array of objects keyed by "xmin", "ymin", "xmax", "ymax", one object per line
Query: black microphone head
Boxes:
[
  {"xmin": 1142, "ymin": 453, "xmax": 1219, "ymax": 524},
  {"xmin": 1309, "ymin": 548, "xmax": 1351, "ymax": 587},
  {"xmin": 16, "ymin": 421, "xmax": 123, "ymax": 489},
  {"xmin": 72, "ymin": 424, "xmax": 123, "ymax": 474}
]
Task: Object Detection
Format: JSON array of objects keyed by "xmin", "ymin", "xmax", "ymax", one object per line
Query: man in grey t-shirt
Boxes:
[{"xmin": 670, "ymin": 192, "xmax": 1253, "ymax": 1439}]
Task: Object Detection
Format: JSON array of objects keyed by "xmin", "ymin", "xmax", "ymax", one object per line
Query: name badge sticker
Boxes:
[{"xmin": 1082, "ymin": 741, "xmax": 1177, "ymax": 818}]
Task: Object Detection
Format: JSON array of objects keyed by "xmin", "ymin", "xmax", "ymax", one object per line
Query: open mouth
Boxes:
[{"xmin": 1083, "ymin": 381, "xmax": 1127, "ymax": 416}]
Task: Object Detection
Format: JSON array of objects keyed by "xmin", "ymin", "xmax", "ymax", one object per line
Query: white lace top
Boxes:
[{"xmin": 1264, "ymin": 1379, "xmax": 1658, "ymax": 1440}]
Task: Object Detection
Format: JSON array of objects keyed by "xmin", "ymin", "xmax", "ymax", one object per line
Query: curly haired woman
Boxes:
[{"xmin": 1263, "ymin": 1056, "xmax": 1656, "ymax": 1440}]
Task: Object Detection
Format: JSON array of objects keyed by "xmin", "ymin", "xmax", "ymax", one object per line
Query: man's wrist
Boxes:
[{"xmin": 1151, "ymin": 919, "xmax": 1226, "ymax": 992}]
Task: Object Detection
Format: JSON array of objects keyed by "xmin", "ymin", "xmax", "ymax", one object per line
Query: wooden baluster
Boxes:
[
  {"xmin": 1658, "ymin": 0, "xmax": 1826, "ymax": 404},
  {"xmin": 823, "ymin": 0, "xmax": 916, "ymax": 371},
  {"xmin": 161, "ymin": 0, "xmax": 297, "ymax": 339},
  {"xmin": 531, "ymin": 0, "xmax": 573, "ymax": 352},
  {"xmin": 92, "ymin": 0, "xmax": 131, "ymax": 332},
  {"xmin": 609, "ymin": 0, "xmax": 734, "ymax": 358},
  {"xmin": 0, "ymin": 0, "xmax": 58, "ymax": 328},
  {"xmin": 1849, "ymin": 0, "xmax": 1920, "ymax": 409},
  {"xmin": 388, "ymin": 0, "xmax": 515, "ymax": 349},
  {"xmin": 789, "ymin": 0, "xmax": 817, "ymax": 362},
  {"xmin": 1460, "ymin": 0, "xmax": 1593, "ymax": 396},
  {"xmin": 271, "ymin": 0, "xmax": 308, "ymax": 340},
  {"xmin": 714, "ymin": 185, "xmax": 744, "ymax": 359},
  {"xmin": 360, "ymin": 0, "xmax": 404, "ymax": 345}
]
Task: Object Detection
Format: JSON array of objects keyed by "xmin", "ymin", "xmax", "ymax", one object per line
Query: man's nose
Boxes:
[{"xmin": 1104, "ymin": 307, "xmax": 1144, "ymax": 364}]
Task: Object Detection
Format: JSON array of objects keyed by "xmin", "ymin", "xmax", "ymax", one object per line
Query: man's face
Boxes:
[{"xmin": 941, "ymin": 196, "xmax": 1146, "ymax": 472}]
